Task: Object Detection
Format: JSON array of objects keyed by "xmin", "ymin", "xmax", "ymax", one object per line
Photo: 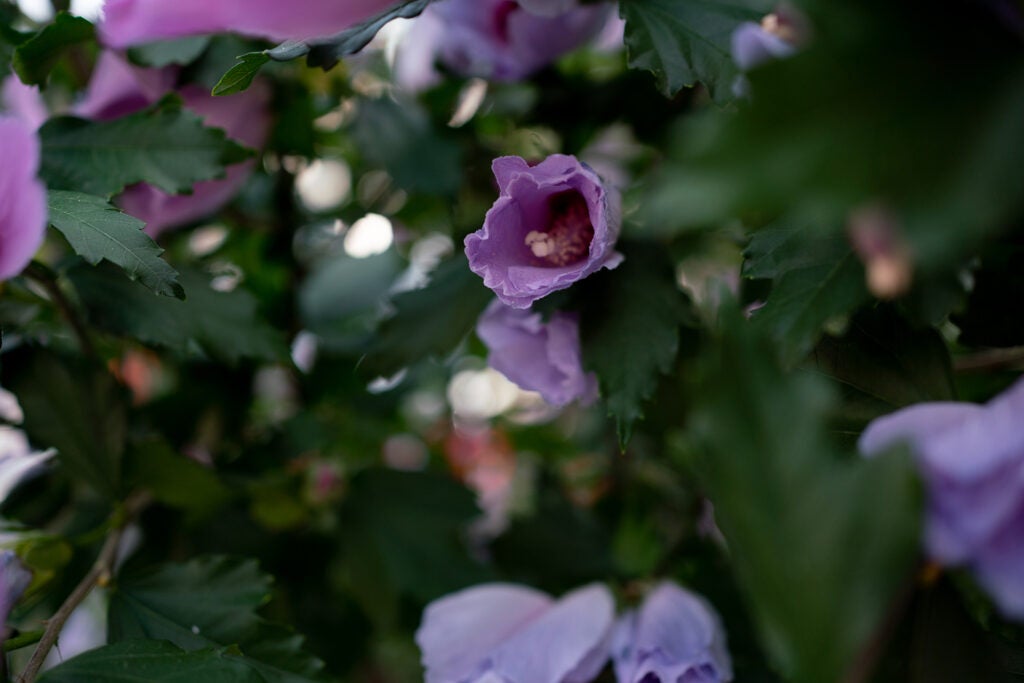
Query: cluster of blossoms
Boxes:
[{"xmin": 416, "ymin": 580, "xmax": 732, "ymax": 683}]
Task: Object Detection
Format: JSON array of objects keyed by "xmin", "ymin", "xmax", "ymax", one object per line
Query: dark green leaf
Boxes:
[
  {"xmin": 39, "ymin": 99, "xmax": 250, "ymax": 197},
  {"xmin": 211, "ymin": 52, "xmax": 270, "ymax": 96},
  {"xmin": 47, "ymin": 190, "xmax": 184, "ymax": 299},
  {"xmin": 12, "ymin": 12, "xmax": 94, "ymax": 86},
  {"xmin": 126, "ymin": 438, "xmax": 232, "ymax": 516},
  {"xmin": 68, "ymin": 263, "xmax": 284, "ymax": 364},
  {"xmin": 687, "ymin": 304, "xmax": 920, "ymax": 683},
  {"xmin": 360, "ymin": 255, "xmax": 492, "ymax": 377},
  {"xmin": 38, "ymin": 641, "xmax": 261, "ymax": 683},
  {"xmin": 9, "ymin": 351, "xmax": 127, "ymax": 499},
  {"xmin": 128, "ymin": 35, "xmax": 212, "ymax": 68},
  {"xmin": 580, "ymin": 244, "xmax": 695, "ymax": 445},
  {"xmin": 620, "ymin": 0, "xmax": 767, "ymax": 101}
]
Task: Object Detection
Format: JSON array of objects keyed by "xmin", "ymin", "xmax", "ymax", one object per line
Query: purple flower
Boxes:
[
  {"xmin": 0, "ymin": 550, "xmax": 31, "ymax": 630},
  {"xmin": 477, "ymin": 300, "xmax": 598, "ymax": 407},
  {"xmin": 416, "ymin": 582, "xmax": 615, "ymax": 683},
  {"xmin": 75, "ymin": 52, "xmax": 271, "ymax": 236},
  {"xmin": 859, "ymin": 377, "xmax": 1024, "ymax": 619},
  {"xmin": 99, "ymin": 0, "xmax": 397, "ymax": 48},
  {"xmin": 395, "ymin": 0, "xmax": 613, "ymax": 89},
  {"xmin": 465, "ymin": 155, "xmax": 622, "ymax": 308},
  {"xmin": 2, "ymin": 74, "xmax": 47, "ymax": 130},
  {"xmin": 730, "ymin": 20, "xmax": 799, "ymax": 72},
  {"xmin": 612, "ymin": 582, "xmax": 733, "ymax": 683},
  {"xmin": 0, "ymin": 116, "xmax": 47, "ymax": 281}
]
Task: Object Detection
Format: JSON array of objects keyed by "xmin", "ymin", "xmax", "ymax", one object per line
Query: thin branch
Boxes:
[
  {"xmin": 954, "ymin": 346, "xmax": 1024, "ymax": 373},
  {"xmin": 23, "ymin": 263, "xmax": 97, "ymax": 360},
  {"xmin": 16, "ymin": 494, "xmax": 150, "ymax": 683}
]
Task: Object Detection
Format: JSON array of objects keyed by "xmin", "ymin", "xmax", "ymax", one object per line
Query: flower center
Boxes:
[
  {"xmin": 492, "ymin": 0, "xmax": 520, "ymax": 44},
  {"xmin": 524, "ymin": 191, "xmax": 594, "ymax": 267}
]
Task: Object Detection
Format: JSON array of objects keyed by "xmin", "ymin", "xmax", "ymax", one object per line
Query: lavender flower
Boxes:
[
  {"xmin": 2, "ymin": 74, "xmax": 47, "ymax": 130},
  {"xmin": 416, "ymin": 582, "xmax": 615, "ymax": 683},
  {"xmin": 0, "ymin": 551, "xmax": 31, "ymax": 630},
  {"xmin": 477, "ymin": 300, "xmax": 598, "ymax": 407},
  {"xmin": 394, "ymin": 0, "xmax": 613, "ymax": 89},
  {"xmin": 75, "ymin": 52, "xmax": 271, "ymax": 236},
  {"xmin": 859, "ymin": 376, "xmax": 1024, "ymax": 619},
  {"xmin": 730, "ymin": 18, "xmax": 799, "ymax": 72},
  {"xmin": 466, "ymin": 155, "xmax": 622, "ymax": 308},
  {"xmin": 0, "ymin": 116, "xmax": 47, "ymax": 281},
  {"xmin": 99, "ymin": 0, "xmax": 397, "ymax": 48},
  {"xmin": 612, "ymin": 582, "xmax": 733, "ymax": 683}
]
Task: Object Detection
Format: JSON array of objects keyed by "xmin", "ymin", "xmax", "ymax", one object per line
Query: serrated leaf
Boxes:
[
  {"xmin": 38, "ymin": 640, "xmax": 261, "ymax": 683},
  {"xmin": 39, "ymin": 99, "xmax": 250, "ymax": 197},
  {"xmin": 620, "ymin": 0, "xmax": 767, "ymax": 101},
  {"xmin": 47, "ymin": 191, "xmax": 184, "ymax": 299},
  {"xmin": 745, "ymin": 225, "xmax": 869, "ymax": 366},
  {"xmin": 580, "ymin": 244, "xmax": 694, "ymax": 445},
  {"xmin": 211, "ymin": 52, "xmax": 270, "ymax": 96},
  {"xmin": 360, "ymin": 255, "xmax": 493, "ymax": 377},
  {"xmin": 687, "ymin": 304, "xmax": 920, "ymax": 683},
  {"xmin": 12, "ymin": 12, "xmax": 94, "ymax": 86},
  {"xmin": 128, "ymin": 35, "xmax": 211, "ymax": 68},
  {"xmin": 68, "ymin": 263, "xmax": 284, "ymax": 364}
]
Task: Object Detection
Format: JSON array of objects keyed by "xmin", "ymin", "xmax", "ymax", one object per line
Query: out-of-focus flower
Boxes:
[
  {"xmin": 98, "ymin": 0, "xmax": 397, "ymax": 48},
  {"xmin": 0, "ymin": 550, "xmax": 31, "ymax": 630},
  {"xmin": 0, "ymin": 116, "xmax": 47, "ymax": 280},
  {"xmin": 444, "ymin": 425, "xmax": 517, "ymax": 537},
  {"xmin": 612, "ymin": 581, "xmax": 733, "ymax": 683},
  {"xmin": 0, "ymin": 427, "xmax": 56, "ymax": 501},
  {"xmin": 416, "ymin": 582, "xmax": 614, "ymax": 683},
  {"xmin": 2, "ymin": 75, "xmax": 47, "ymax": 130},
  {"xmin": 394, "ymin": 0, "xmax": 613, "ymax": 90},
  {"xmin": 466, "ymin": 155, "xmax": 622, "ymax": 308},
  {"xmin": 847, "ymin": 203, "xmax": 913, "ymax": 300},
  {"xmin": 859, "ymin": 377, "xmax": 1024, "ymax": 619},
  {"xmin": 730, "ymin": 5, "xmax": 807, "ymax": 96},
  {"xmin": 477, "ymin": 300, "xmax": 598, "ymax": 407},
  {"xmin": 75, "ymin": 52, "xmax": 271, "ymax": 236}
]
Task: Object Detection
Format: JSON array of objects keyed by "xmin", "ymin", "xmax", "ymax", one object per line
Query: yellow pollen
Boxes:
[{"xmin": 524, "ymin": 191, "xmax": 595, "ymax": 267}]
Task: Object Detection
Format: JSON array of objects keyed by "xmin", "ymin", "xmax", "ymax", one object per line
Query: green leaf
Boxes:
[
  {"xmin": 108, "ymin": 556, "xmax": 324, "ymax": 682},
  {"xmin": 8, "ymin": 351, "xmax": 127, "ymax": 499},
  {"xmin": 39, "ymin": 99, "xmax": 250, "ymax": 197},
  {"xmin": 127, "ymin": 35, "xmax": 212, "ymax": 68},
  {"xmin": 620, "ymin": 0, "xmax": 767, "ymax": 101},
  {"xmin": 744, "ymin": 224, "xmax": 869, "ymax": 366},
  {"xmin": 360, "ymin": 255, "xmax": 493, "ymax": 377},
  {"xmin": 580, "ymin": 244, "xmax": 695, "ymax": 445},
  {"xmin": 351, "ymin": 95, "xmax": 462, "ymax": 195},
  {"xmin": 47, "ymin": 191, "xmax": 184, "ymax": 299},
  {"xmin": 211, "ymin": 52, "xmax": 270, "ymax": 96},
  {"xmin": 68, "ymin": 263, "xmax": 284, "ymax": 364},
  {"xmin": 126, "ymin": 438, "xmax": 232, "ymax": 516},
  {"xmin": 12, "ymin": 12, "xmax": 94, "ymax": 86},
  {"xmin": 686, "ymin": 304, "xmax": 920, "ymax": 683},
  {"xmin": 38, "ymin": 640, "xmax": 262, "ymax": 683}
]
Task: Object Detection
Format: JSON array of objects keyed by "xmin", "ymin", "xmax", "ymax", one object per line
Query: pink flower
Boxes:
[
  {"xmin": 0, "ymin": 116, "xmax": 47, "ymax": 280},
  {"xmin": 98, "ymin": 0, "xmax": 398, "ymax": 48},
  {"xmin": 465, "ymin": 155, "xmax": 622, "ymax": 308},
  {"xmin": 75, "ymin": 52, "xmax": 271, "ymax": 236}
]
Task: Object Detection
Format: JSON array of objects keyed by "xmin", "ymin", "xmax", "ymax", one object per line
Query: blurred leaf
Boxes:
[
  {"xmin": 128, "ymin": 35, "xmax": 211, "ymax": 68},
  {"xmin": 620, "ymin": 0, "xmax": 767, "ymax": 101},
  {"xmin": 127, "ymin": 438, "xmax": 232, "ymax": 516},
  {"xmin": 38, "ymin": 641, "xmax": 261, "ymax": 683},
  {"xmin": 744, "ymin": 224, "xmax": 869, "ymax": 366},
  {"xmin": 351, "ymin": 96, "xmax": 462, "ymax": 195},
  {"xmin": 109, "ymin": 556, "xmax": 324, "ymax": 682},
  {"xmin": 9, "ymin": 351, "xmax": 127, "ymax": 499},
  {"xmin": 12, "ymin": 12, "xmax": 93, "ymax": 86},
  {"xmin": 301, "ymin": 0, "xmax": 434, "ymax": 68},
  {"xmin": 688, "ymin": 304, "xmax": 920, "ymax": 683},
  {"xmin": 360, "ymin": 255, "xmax": 492, "ymax": 377},
  {"xmin": 340, "ymin": 468, "xmax": 489, "ymax": 614},
  {"xmin": 212, "ymin": 52, "xmax": 270, "ymax": 96},
  {"xmin": 580, "ymin": 244, "xmax": 695, "ymax": 445},
  {"xmin": 69, "ymin": 263, "xmax": 285, "ymax": 364},
  {"xmin": 39, "ymin": 99, "xmax": 250, "ymax": 197},
  {"xmin": 952, "ymin": 232, "xmax": 1024, "ymax": 348},
  {"xmin": 47, "ymin": 191, "xmax": 184, "ymax": 299}
]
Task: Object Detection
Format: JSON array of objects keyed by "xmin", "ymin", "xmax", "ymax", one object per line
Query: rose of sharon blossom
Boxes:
[
  {"xmin": 99, "ymin": 0, "xmax": 396, "ymax": 48},
  {"xmin": 612, "ymin": 582, "xmax": 733, "ymax": 683},
  {"xmin": 730, "ymin": 17, "xmax": 799, "ymax": 72},
  {"xmin": 75, "ymin": 52, "xmax": 270, "ymax": 236},
  {"xmin": 466, "ymin": 155, "xmax": 622, "ymax": 308},
  {"xmin": 0, "ymin": 551, "xmax": 31, "ymax": 630},
  {"xmin": 477, "ymin": 300, "xmax": 597, "ymax": 407},
  {"xmin": 859, "ymin": 376, "xmax": 1024, "ymax": 619},
  {"xmin": 395, "ymin": 0, "xmax": 613, "ymax": 89},
  {"xmin": 0, "ymin": 117, "xmax": 47, "ymax": 281},
  {"xmin": 416, "ymin": 582, "xmax": 614, "ymax": 683}
]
